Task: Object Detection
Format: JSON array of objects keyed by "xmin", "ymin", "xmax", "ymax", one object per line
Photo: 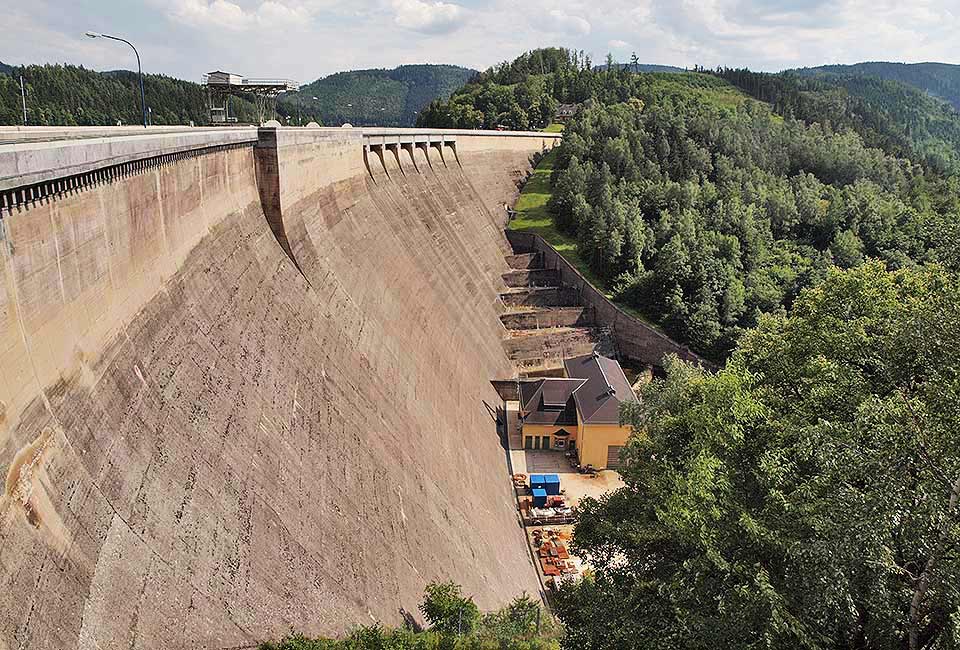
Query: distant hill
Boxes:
[
  {"xmin": 283, "ymin": 64, "xmax": 476, "ymax": 127},
  {"xmin": 714, "ymin": 65, "xmax": 960, "ymax": 173},
  {"xmin": 796, "ymin": 62, "xmax": 960, "ymax": 110},
  {"xmin": 0, "ymin": 62, "xmax": 283, "ymax": 126},
  {"xmin": 0, "ymin": 61, "xmax": 474, "ymax": 127}
]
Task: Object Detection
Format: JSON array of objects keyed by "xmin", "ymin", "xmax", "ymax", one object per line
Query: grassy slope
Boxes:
[
  {"xmin": 509, "ymin": 149, "xmax": 663, "ymax": 329},
  {"xmin": 542, "ymin": 123, "xmax": 565, "ymax": 133},
  {"xmin": 651, "ymin": 73, "xmax": 747, "ymax": 110}
]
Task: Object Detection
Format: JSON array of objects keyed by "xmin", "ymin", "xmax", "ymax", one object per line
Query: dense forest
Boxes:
[
  {"xmin": 0, "ymin": 61, "xmax": 472, "ymax": 127},
  {"xmin": 798, "ymin": 61, "xmax": 960, "ymax": 110},
  {"xmin": 558, "ymin": 263, "xmax": 960, "ymax": 649},
  {"xmin": 711, "ymin": 66, "xmax": 960, "ymax": 174},
  {"xmin": 425, "ymin": 49, "xmax": 960, "ymax": 360},
  {"xmin": 416, "ymin": 48, "xmax": 593, "ymax": 129},
  {"xmin": 0, "ymin": 62, "xmax": 290, "ymax": 126},
  {"xmin": 552, "ymin": 70, "xmax": 960, "ymax": 358}
]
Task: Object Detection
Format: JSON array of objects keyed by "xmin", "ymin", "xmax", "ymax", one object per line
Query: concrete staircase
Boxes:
[{"xmin": 499, "ymin": 251, "xmax": 616, "ymax": 375}]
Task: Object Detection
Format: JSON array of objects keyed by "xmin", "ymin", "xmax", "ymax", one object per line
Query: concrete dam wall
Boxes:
[{"xmin": 0, "ymin": 126, "xmax": 559, "ymax": 649}]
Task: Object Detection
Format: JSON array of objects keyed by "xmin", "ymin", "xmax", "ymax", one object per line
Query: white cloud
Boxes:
[
  {"xmin": 9, "ymin": 0, "xmax": 960, "ymax": 95},
  {"xmin": 169, "ymin": 0, "xmax": 310, "ymax": 31},
  {"xmin": 545, "ymin": 9, "xmax": 591, "ymax": 35},
  {"xmin": 391, "ymin": 0, "xmax": 466, "ymax": 34}
]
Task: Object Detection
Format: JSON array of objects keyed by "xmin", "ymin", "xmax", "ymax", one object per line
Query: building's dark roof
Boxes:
[
  {"xmin": 519, "ymin": 378, "xmax": 583, "ymax": 426},
  {"xmin": 564, "ymin": 353, "xmax": 638, "ymax": 424}
]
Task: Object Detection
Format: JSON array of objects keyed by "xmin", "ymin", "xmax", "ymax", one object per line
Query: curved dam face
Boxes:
[{"xmin": 0, "ymin": 127, "xmax": 557, "ymax": 649}]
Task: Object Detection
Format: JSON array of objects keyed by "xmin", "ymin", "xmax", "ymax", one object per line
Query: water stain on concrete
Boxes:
[
  {"xmin": 4, "ymin": 428, "xmax": 55, "ymax": 528},
  {"xmin": 2, "ymin": 427, "xmax": 78, "ymax": 561}
]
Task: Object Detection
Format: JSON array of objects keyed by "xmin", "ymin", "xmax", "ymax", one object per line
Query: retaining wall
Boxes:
[{"xmin": 504, "ymin": 230, "xmax": 709, "ymax": 368}]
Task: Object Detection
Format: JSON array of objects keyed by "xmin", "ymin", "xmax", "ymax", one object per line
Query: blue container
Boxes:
[
  {"xmin": 544, "ymin": 474, "xmax": 561, "ymax": 496},
  {"xmin": 529, "ymin": 474, "xmax": 546, "ymax": 491},
  {"xmin": 532, "ymin": 488, "xmax": 547, "ymax": 508}
]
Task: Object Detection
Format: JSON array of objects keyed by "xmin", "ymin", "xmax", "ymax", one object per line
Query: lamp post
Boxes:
[{"xmin": 85, "ymin": 31, "xmax": 147, "ymax": 128}]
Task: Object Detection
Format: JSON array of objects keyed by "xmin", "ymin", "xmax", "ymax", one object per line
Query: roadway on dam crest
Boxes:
[{"xmin": 0, "ymin": 126, "xmax": 559, "ymax": 649}]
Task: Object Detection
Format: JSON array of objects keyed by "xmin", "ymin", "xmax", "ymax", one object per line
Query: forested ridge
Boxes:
[
  {"xmin": 798, "ymin": 61, "xmax": 960, "ymax": 110},
  {"xmin": 711, "ymin": 66, "xmax": 960, "ymax": 174},
  {"xmin": 0, "ymin": 61, "xmax": 472, "ymax": 127},
  {"xmin": 286, "ymin": 64, "xmax": 475, "ymax": 127},
  {"xmin": 551, "ymin": 70, "xmax": 960, "ymax": 359},
  {"xmin": 416, "ymin": 48, "xmax": 587, "ymax": 130},
  {"xmin": 0, "ymin": 62, "xmax": 293, "ymax": 126}
]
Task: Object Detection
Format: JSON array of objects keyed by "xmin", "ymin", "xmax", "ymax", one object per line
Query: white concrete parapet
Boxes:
[
  {"xmin": 0, "ymin": 127, "xmax": 259, "ymax": 192},
  {"xmin": 0, "ymin": 125, "xmax": 561, "ymax": 213}
]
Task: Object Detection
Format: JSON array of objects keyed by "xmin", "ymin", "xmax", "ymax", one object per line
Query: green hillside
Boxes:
[
  {"xmin": 713, "ymin": 66, "xmax": 960, "ymax": 174},
  {"xmin": 281, "ymin": 64, "xmax": 475, "ymax": 127},
  {"xmin": 431, "ymin": 48, "xmax": 960, "ymax": 361},
  {"xmin": 798, "ymin": 61, "xmax": 960, "ymax": 109},
  {"xmin": 0, "ymin": 61, "xmax": 473, "ymax": 127},
  {"xmin": 0, "ymin": 61, "xmax": 279, "ymax": 126}
]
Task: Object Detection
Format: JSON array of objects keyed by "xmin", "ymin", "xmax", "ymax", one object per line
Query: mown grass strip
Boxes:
[{"xmin": 509, "ymin": 149, "xmax": 665, "ymax": 331}]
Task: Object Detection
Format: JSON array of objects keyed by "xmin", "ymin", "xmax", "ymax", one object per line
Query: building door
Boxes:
[
  {"xmin": 524, "ymin": 436, "xmax": 533, "ymax": 450},
  {"xmin": 606, "ymin": 445, "xmax": 624, "ymax": 469},
  {"xmin": 540, "ymin": 436, "xmax": 550, "ymax": 449}
]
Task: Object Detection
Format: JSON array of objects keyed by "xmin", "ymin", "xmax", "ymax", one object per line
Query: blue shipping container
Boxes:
[
  {"xmin": 529, "ymin": 474, "xmax": 546, "ymax": 490},
  {"xmin": 544, "ymin": 474, "xmax": 561, "ymax": 495},
  {"xmin": 532, "ymin": 488, "xmax": 547, "ymax": 508}
]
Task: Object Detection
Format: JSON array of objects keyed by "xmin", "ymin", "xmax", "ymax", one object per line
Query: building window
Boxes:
[{"xmin": 553, "ymin": 438, "xmax": 566, "ymax": 449}]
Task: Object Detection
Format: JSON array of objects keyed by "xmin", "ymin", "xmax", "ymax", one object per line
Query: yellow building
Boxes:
[{"xmin": 517, "ymin": 352, "xmax": 638, "ymax": 469}]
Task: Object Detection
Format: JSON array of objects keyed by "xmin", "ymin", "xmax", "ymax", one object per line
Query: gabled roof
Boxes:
[
  {"xmin": 519, "ymin": 378, "xmax": 584, "ymax": 426},
  {"xmin": 564, "ymin": 353, "xmax": 638, "ymax": 424}
]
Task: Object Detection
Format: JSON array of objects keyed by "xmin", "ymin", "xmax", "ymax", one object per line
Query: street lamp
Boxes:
[{"xmin": 85, "ymin": 31, "xmax": 147, "ymax": 128}]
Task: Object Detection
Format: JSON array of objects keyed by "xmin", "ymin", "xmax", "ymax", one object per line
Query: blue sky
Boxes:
[{"xmin": 5, "ymin": 0, "xmax": 960, "ymax": 84}]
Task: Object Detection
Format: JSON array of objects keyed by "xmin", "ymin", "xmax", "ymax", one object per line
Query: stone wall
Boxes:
[
  {"xmin": 0, "ymin": 128, "xmax": 556, "ymax": 649},
  {"xmin": 504, "ymin": 230, "xmax": 710, "ymax": 368}
]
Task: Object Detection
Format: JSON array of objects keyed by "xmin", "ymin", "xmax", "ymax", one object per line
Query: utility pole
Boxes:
[{"xmin": 19, "ymin": 76, "xmax": 27, "ymax": 125}]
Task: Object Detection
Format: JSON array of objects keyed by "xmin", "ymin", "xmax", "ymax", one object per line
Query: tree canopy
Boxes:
[
  {"xmin": 556, "ymin": 263, "xmax": 960, "ymax": 650},
  {"xmin": 541, "ymin": 71, "xmax": 960, "ymax": 360},
  {"xmin": 259, "ymin": 581, "xmax": 559, "ymax": 649}
]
